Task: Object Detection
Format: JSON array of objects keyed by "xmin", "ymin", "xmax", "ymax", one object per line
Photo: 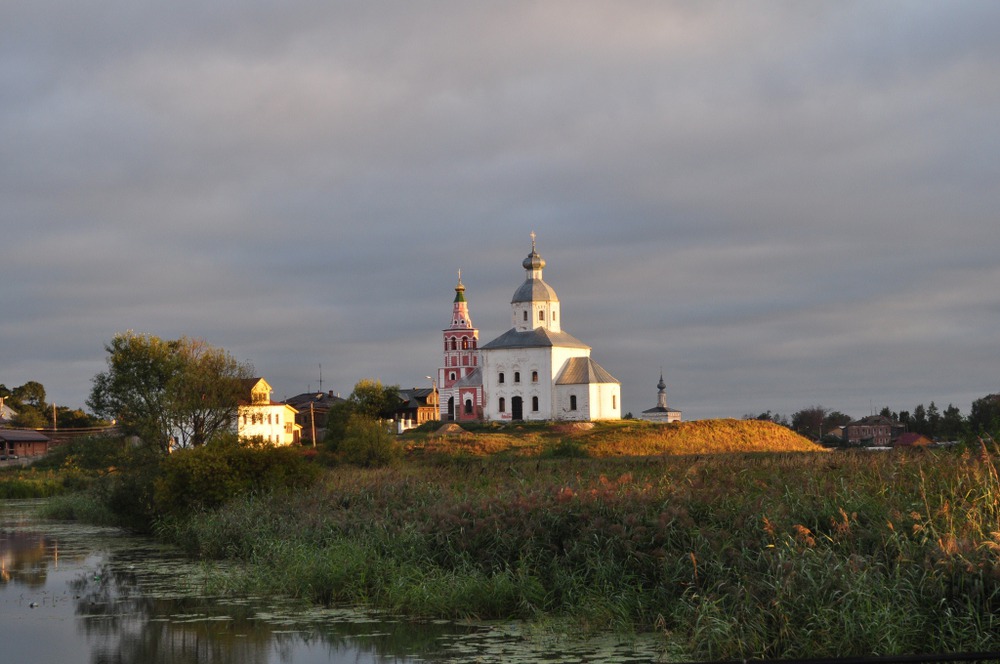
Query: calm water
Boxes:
[{"xmin": 0, "ymin": 501, "xmax": 670, "ymax": 663}]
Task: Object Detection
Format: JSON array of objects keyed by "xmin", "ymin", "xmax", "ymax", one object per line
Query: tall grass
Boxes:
[{"xmin": 159, "ymin": 447, "xmax": 1000, "ymax": 659}]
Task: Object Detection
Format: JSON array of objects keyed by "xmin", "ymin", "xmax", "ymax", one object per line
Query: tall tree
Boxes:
[
  {"xmin": 939, "ymin": 404, "xmax": 965, "ymax": 441},
  {"xmin": 792, "ymin": 406, "xmax": 829, "ymax": 440},
  {"xmin": 88, "ymin": 332, "xmax": 253, "ymax": 453},
  {"xmin": 968, "ymin": 394, "xmax": 1000, "ymax": 436},
  {"xmin": 167, "ymin": 339, "xmax": 255, "ymax": 448}
]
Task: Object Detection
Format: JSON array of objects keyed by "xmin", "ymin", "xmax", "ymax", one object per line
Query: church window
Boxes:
[
  {"xmin": 498, "ymin": 372, "xmax": 505, "ymax": 384},
  {"xmin": 268, "ymin": 414, "xmax": 272, "ymax": 425},
  {"xmin": 514, "ymin": 371, "xmax": 520, "ymax": 383},
  {"xmin": 532, "ymin": 396, "xmax": 539, "ymax": 412},
  {"xmin": 553, "ymin": 311, "xmax": 557, "ymax": 321},
  {"xmin": 612, "ymin": 395, "xmax": 617, "ymax": 409},
  {"xmin": 570, "ymin": 395, "xmax": 577, "ymax": 410},
  {"xmin": 539, "ymin": 310, "xmax": 544, "ymax": 321},
  {"xmin": 472, "ymin": 339, "xmax": 477, "ymax": 349},
  {"xmin": 449, "ymin": 372, "xmax": 456, "ymax": 381},
  {"xmin": 464, "ymin": 399, "xmax": 473, "ymax": 414},
  {"xmin": 462, "ymin": 337, "xmax": 469, "ymax": 350},
  {"xmin": 531, "ymin": 371, "xmax": 538, "ymax": 382},
  {"xmin": 523, "ymin": 311, "xmax": 528, "ymax": 321},
  {"xmin": 242, "ymin": 414, "xmax": 247, "ymax": 425},
  {"xmin": 450, "ymin": 338, "xmax": 457, "ymax": 351},
  {"xmin": 276, "ymin": 414, "xmax": 280, "ymax": 424},
  {"xmin": 499, "ymin": 397, "xmax": 506, "ymax": 412}
]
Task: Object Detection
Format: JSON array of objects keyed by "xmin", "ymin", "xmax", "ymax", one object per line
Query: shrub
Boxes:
[
  {"xmin": 338, "ymin": 416, "xmax": 400, "ymax": 467},
  {"xmin": 153, "ymin": 439, "xmax": 320, "ymax": 517}
]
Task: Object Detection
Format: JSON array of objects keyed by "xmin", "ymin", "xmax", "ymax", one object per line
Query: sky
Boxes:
[{"xmin": 2, "ymin": 1, "xmax": 999, "ymax": 422}]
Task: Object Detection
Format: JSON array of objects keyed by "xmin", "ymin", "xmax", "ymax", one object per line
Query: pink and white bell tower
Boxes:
[{"xmin": 438, "ymin": 272, "xmax": 482, "ymax": 421}]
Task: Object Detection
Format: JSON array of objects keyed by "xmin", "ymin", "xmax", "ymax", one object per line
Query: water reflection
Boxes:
[{"xmin": 0, "ymin": 502, "xmax": 669, "ymax": 663}]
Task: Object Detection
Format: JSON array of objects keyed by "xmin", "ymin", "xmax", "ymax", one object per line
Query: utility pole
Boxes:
[{"xmin": 310, "ymin": 401, "xmax": 317, "ymax": 448}]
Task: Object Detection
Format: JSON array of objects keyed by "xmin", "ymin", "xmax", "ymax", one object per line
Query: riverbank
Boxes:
[{"xmin": 153, "ymin": 446, "xmax": 1000, "ymax": 660}]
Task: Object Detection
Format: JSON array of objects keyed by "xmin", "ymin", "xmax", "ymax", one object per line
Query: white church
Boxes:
[{"xmin": 438, "ymin": 235, "xmax": 621, "ymax": 422}]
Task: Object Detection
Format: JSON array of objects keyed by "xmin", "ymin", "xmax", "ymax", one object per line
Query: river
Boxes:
[{"xmin": 0, "ymin": 500, "xmax": 671, "ymax": 663}]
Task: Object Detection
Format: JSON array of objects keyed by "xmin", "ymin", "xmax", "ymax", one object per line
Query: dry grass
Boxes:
[{"xmin": 404, "ymin": 418, "xmax": 824, "ymax": 458}]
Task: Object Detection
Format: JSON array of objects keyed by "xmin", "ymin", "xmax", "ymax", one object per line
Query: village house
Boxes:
[
  {"xmin": 237, "ymin": 377, "xmax": 301, "ymax": 445},
  {"xmin": 843, "ymin": 415, "xmax": 896, "ymax": 447},
  {"xmin": 284, "ymin": 390, "xmax": 347, "ymax": 446}
]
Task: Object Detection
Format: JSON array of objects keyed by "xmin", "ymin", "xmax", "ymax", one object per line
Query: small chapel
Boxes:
[{"xmin": 438, "ymin": 235, "xmax": 620, "ymax": 422}]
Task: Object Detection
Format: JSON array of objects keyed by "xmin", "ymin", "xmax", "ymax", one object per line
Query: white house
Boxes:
[
  {"xmin": 479, "ymin": 235, "xmax": 620, "ymax": 422},
  {"xmin": 237, "ymin": 378, "xmax": 301, "ymax": 445}
]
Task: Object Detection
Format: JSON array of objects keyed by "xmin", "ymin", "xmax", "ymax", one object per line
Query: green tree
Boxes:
[
  {"xmin": 167, "ymin": 339, "xmax": 255, "ymax": 447},
  {"xmin": 939, "ymin": 404, "xmax": 964, "ymax": 440},
  {"xmin": 349, "ymin": 379, "xmax": 402, "ymax": 420},
  {"xmin": 911, "ymin": 404, "xmax": 928, "ymax": 436},
  {"xmin": 792, "ymin": 406, "xmax": 829, "ymax": 440},
  {"xmin": 968, "ymin": 394, "xmax": 1000, "ymax": 437},
  {"xmin": 88, "ymin": 332, "xmax": 253, "ymax": 453}
]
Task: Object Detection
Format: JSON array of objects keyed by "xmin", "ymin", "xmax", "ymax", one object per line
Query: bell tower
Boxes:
[{"xmin": 438, "ymin": 271, "xmax": 481, "ymax": 420}]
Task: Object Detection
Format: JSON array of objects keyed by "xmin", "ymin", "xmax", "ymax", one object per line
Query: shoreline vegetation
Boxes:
[{"xmin": 12, "ymin": 419, "xmax": 1000, "ymax": 659}]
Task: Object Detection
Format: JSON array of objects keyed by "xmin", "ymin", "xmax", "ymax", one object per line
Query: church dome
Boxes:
[
  {"xmin": 512, "ymin": 241, "xmax": 559, "ymax": 303},
  {"xmin": 512, "ymin": 278, "xmax": 559, "ymax": 303}
]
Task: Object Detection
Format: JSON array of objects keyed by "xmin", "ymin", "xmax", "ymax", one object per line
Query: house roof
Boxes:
[
  {"xmin": 555, "ymin": 357, "xmax": 619, "ymax": 385},
  {"xmin": 481, "ymin": 327, "xmax": 590, "ymax": 351},
  {"xmin": 894, "ymin": 432, "xmax": 933, "ymax": 447},
  {"xmin": 284, "ymin": 391, "xmax": 347, "ymax": 410},
  {"xmin": 0, "ymin": 429, "xmax": 50, "ymax": 443},
  {"xmin": 454, "ymin": 367, "xmax": 483, "ymax": 388},
  {"xmin": 642, "ymin": 406, "xmax": 682, "ymax": 415}
]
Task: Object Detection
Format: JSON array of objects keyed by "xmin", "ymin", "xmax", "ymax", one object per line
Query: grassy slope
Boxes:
[{"xmin": 405, "ymin": 418, "xmax": 824, "ymax": 457}]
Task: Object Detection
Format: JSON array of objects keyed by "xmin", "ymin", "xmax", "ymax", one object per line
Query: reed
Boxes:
[{"xmin": 160, "ymin": 446, "xmax": 1000, "ymax": 659}]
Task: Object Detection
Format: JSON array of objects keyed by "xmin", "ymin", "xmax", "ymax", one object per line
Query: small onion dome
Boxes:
[
  {"xmin": 657, "ymin": 373, "xmax": 666, "ymax": 391},
  {"xmin": 522, "ymin": 250, "xmax": 546, "ymax": 271}
]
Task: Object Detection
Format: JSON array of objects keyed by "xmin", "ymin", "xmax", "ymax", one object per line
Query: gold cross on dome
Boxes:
[{"xmin": 530, "ymin": 230, "xmax": 536, "ymax": 251}]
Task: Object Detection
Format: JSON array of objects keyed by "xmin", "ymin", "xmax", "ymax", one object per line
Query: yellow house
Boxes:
[{"xmin": 237, "ymin": 378, "xmax": 301, "ymax": 445}]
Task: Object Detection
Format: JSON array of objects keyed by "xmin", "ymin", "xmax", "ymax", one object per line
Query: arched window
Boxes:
[
  {"xmin": 570, "ymin": 395, "xmax": 577, "ymax": 411},
  {"xmin": 532, "ymin": 396, "xmax": 539, "ymax": 412},
  {"xmin": 462, "ymin": 337, "xmax": 469, "ymax": 350},
  {"xmin": 472, "ymin": 339, "xmax": 477, "ymax": 349},
  {"xmin": 499, "ymin": 397, "xmax": 506, "ymax": 413},
  {"xmin": 523, "ymin": 310, "xmax": 528, "ymax": 321},
  {"xmin": 450, "ymin": 338, "xmax": 457, "ymax": 351},
  {"xmin": 539, "ymin": 310, "xmax": 544, "ymax": 320},
  {"xmin": 531, "ymin": 371, "xmax": 538, "ymax": 382},
  {"xmin": 514, "ymin": 371, "xmax": 520, "ymax": 383},
  {"xmin": 449, "ymin": 372, "xmax": 456, "ymax": 381},
  {"xmin": 464, "ymin": 399, "xmax": 473, "ymax": 414},
  {"xmin": 612, "ymin": 395, "xmax": 617, "ymax": 409},
  {"xmin": 498, "ymin": 372, "xmax": 505, "ymax": 384}
]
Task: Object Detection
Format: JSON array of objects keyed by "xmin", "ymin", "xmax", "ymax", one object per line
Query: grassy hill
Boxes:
[{"xmin": 405, "ymin": 418, "xmax": 824, "ymax": 457}]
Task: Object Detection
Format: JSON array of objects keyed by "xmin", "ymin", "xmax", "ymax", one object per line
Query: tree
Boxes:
[
  {"xmin": 823, "ymin": 411, "xmax": 852, "ymax": 432},
  {"xmin": 792, "ymin": 406, "xmax": 829, "ymax": 441},
  {"xmin": 939, "ymin": 404, "xmax": 965, "ymax": 441},
  {"xmin": 167, "ymin": 339, "xmax": 255, "ymax": 448},
  {"xmin": 926, "ymin": 402, "xmax": 941, "ymax": 439},
  {"xmin": 324, "ymin": 379, "xmax": 401, "ymax": 449},
  {"xmin": 349, "ymin": 379, "xmax": 402, "ymax": 420},
  {"xmin": 968, "ymin": 394, "xmax": 1000, "ymax": 437},
  {"xmin": 911, "ymin": 404, "xmax": 928, "ymax": 436},
  {"xmin": 88, "ymin": 332, "xmax": 254, "ymax": 453}
]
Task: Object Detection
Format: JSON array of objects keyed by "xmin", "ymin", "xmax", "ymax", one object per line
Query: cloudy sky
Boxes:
[{"xmin": 3, "ymin": 1, "xmax": 998, "ymax": 421}]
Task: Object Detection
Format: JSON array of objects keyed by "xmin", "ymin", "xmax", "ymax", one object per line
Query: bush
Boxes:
[
  {"xmin": 153, "ymin": 438, "xmax": 320, "ymax": 517},
  {"xmin": 338, "ymin": 416, "xmax": 400, "ymax": 467}
]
